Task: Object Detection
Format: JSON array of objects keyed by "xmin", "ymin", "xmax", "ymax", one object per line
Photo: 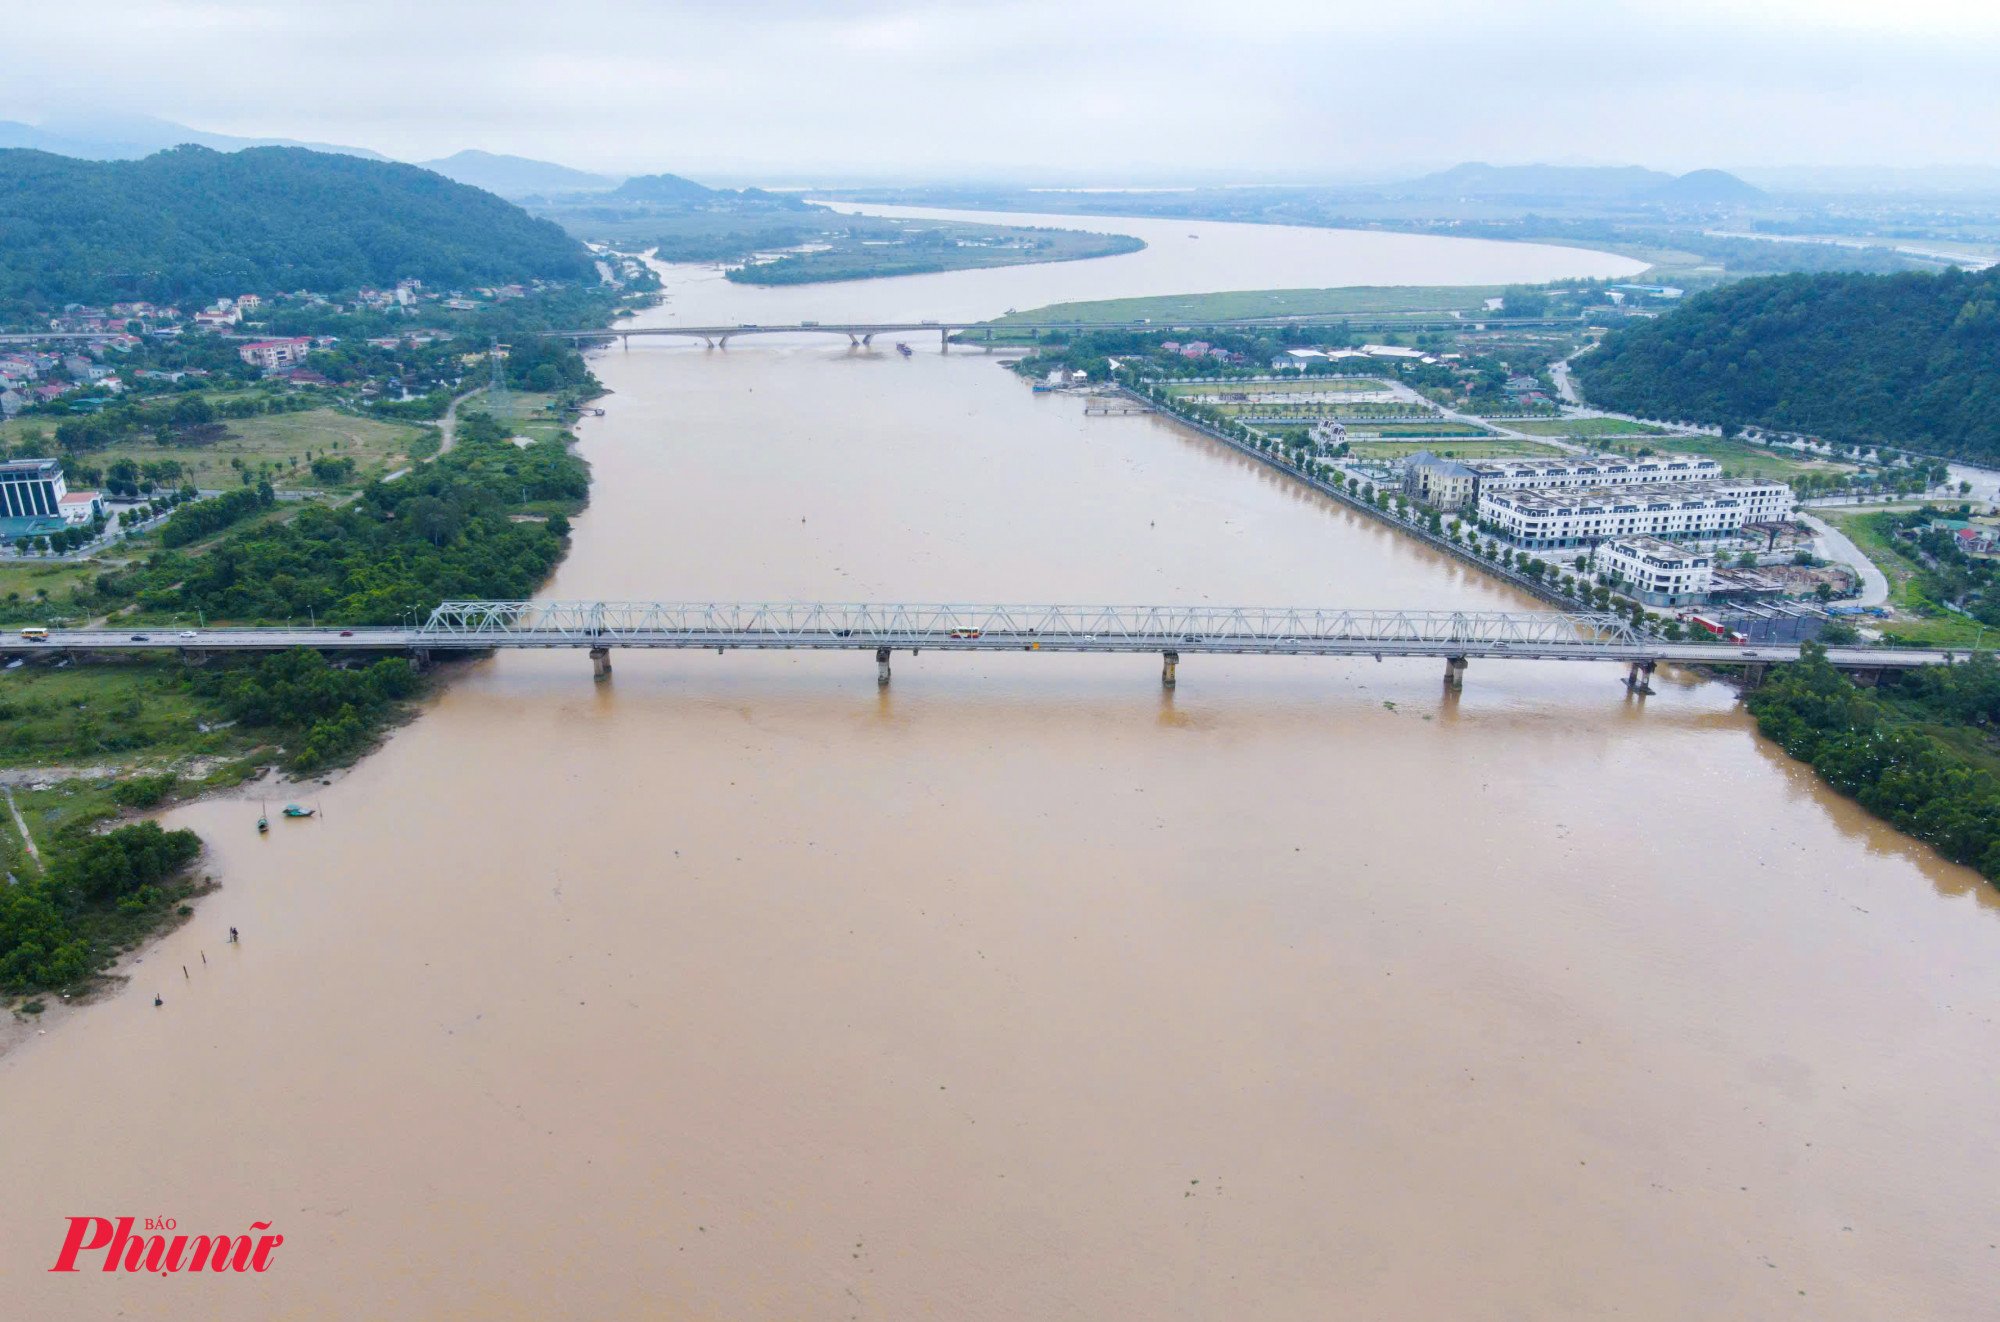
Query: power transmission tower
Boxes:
[{"xmin": 488, "ymin": 338, "xmax": 511, "ymax": 420}]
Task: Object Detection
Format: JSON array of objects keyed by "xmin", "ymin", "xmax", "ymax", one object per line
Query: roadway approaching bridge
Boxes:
[
  {"xmin": 539, "ymin": 313, "xmax": 1584, "ymax": 350},
  {"xmin": 1, "ymin": 601, "xmax": 1956, "ymax": 690}
]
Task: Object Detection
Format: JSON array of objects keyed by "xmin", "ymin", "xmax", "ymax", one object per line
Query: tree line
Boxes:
[
  {"xmin": 1747, "ymin": 645, "xmax": 2000, "ymax": 882},
  {"xmin": 1576, "ymin": 265, "xmax": 2000, "ymax": 462},
  {"xmin": 0, "ymin": 820, "xmax": 204, "ymax": 993}
]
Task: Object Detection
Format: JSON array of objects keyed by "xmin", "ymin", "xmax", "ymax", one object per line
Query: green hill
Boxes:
[
  {"xmin": 0, "ymin": 145, "xmax": 592, "ymax": 314},
  {"xmin": 1576, "ymin": 266, "xmax": 2000, "ymax": 460}
]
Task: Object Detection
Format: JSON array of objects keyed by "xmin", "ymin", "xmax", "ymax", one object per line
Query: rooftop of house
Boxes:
[
  {"xmin": 1483, "ymin": 481, "xmax": 1772, "ymax": 514},
  {"xmin": 1463, "ymin": 453, "xmax": 1720, "ymax": 478},
  {"xmin": 1405, "ymin": 450, "xmax": 1478, "ymax": 478},
  {"xmin": 1599, "ymin": 535, "xmax": 1709, "ymax": 564}
]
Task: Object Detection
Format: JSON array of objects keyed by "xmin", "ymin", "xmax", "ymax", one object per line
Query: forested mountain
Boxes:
[
  {"xmin": 419, "ymin": 150, "xmax": 620, "ymax": 198},
  {"xmin": 0, "ymin": 113, "xmax": 385, "ymax": 161},
  {"xmin": 1576, "ymin": 265, "xmax": 2000, "ymax": 460},
  {"xmin": 0, "ymin": 145, "xmax": 592, "ymax": 312}
]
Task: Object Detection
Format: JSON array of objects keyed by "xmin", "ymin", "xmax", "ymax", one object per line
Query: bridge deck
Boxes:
[
  {"xmin": 0, "ymin": 602, "xmax": 1953, "ymax": 670},
  {"xmin": 541, "ymin": 315, "xmax": 1583, "ymax": 339}
]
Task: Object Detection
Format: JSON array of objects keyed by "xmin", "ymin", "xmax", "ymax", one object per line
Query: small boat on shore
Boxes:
[
  {"xmin": 282, "ymin": 804, "xmax": 316, "ymax": 819},
  {"xmin": 896, "ymin": 342, "xmax": 913, "ymax": 357}
]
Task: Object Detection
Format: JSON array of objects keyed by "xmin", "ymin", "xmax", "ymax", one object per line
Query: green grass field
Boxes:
[
  {"xmin": 477, "ymin": 392, "xmax": 570, "ymax": 446},
  {"xmin": 1349, "ymin": 423, "xmax": 1495, "ymax": 439},
  {"xmin": 1507, "ymin": 417, "xmax": 1668, "ymax": 438},
  {"xmin": 1162, "ymin": 379, "xmax": 1385, "ymax": 396},
  {"xmin": 992, "ymin": 285, "xmax": 1511, "ymax": 326},
  {"xmin": 0, "ymin": 658, "xmax": 267, "ymax": 774},
  {"xmin": 1345, "ymin": 437, "xmax": 1566, "ymax": 461},
  {"xmin": 3, "ymin": 408, "xmax": 434, "ymax": 494},
  {"xmin": 0, "ymin": 557, "xmax": 107, "ymax": 621},
  {"xmin": 1610, "ymin": 433, "xmax": 1854, "ymax": 483}
]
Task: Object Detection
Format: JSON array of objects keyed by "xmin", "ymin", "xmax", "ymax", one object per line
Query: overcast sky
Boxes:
[{"xmin": 5, "ymin": 0, "xmax": 1999, "ymax": 180}]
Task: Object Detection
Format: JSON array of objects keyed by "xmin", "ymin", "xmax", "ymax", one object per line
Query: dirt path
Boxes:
[
  {"xmin": 437, "ymin": 386, "xmax": 485, "ymax": 457},
  {"xmin": 2, "ymin": 785, "xmax": 40, "ymax": 865}
]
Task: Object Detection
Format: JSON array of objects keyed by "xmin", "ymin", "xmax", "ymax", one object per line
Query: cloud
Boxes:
[{"xmin": 3, "ymin": 0, "xmax": 1997, "ymax": 177}]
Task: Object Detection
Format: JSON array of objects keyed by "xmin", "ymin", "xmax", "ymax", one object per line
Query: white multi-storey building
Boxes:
[
  {"xmin": 1477, "ymin": 479, "xmax": 1793, "ymax": 551},
  {"xmin": 1464, "ymin": 453, "xmax": 1722, "ymax": 492},
  {"xmin": 1591, "ymin": 535, "xmax": 1713, "ymax": 607},
  {"xmin": 236, "ymin": 337, "xmax": 313, "ymax": 371},
  {"xmin": 0, "ymin": 457, "xmax": 66, "ymax": 519}
]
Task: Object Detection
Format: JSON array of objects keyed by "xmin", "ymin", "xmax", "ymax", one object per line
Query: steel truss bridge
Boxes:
[
  {"xmin": 538, "ymin": 314, "xmax": 1584, "ymax": 350},
  {"xmin": 1, "ymin": 601, "xmax": 1955, "ymax": 689}
]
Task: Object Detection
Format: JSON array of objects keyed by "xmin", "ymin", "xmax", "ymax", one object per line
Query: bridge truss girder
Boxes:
[{"xmin": 417, "ymin": 601, "xmax": 1640, "ymax": 650}]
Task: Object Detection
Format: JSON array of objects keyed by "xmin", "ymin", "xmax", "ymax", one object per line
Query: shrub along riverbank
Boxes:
[
  {"xmin": 3, "ymin": 378, "xmax": 598, "ymax": 1000},
  {"xmin": 0, "ymin": 820, "xmax": 205, "ymax": 994},
  {"xmin": 1746, "ymin": 643, "xmax": 2000, "ymax": 882}
]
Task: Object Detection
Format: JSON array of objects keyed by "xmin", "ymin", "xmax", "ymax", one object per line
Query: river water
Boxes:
[{"xmin": 6, "ymin": 219, "xmax": 1999, "ymax": 1320}]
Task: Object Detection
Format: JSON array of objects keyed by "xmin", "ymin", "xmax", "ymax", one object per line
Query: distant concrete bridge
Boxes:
[
  {"xmin": 539, "ymin": 313, "xmax": 1583, "ymax": 350},
  {"xmin": 1, "ymin": 601, "xmax": 1957, "ymax": 691}
]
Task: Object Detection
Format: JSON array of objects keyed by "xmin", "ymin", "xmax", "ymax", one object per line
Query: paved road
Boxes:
[{"xmin": 1799, "ymin": 511, "xmax": 1891, "ymax": 607}]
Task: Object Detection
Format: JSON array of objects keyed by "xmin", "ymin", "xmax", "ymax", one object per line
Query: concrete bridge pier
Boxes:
[
  {"xmin": 863, "ymin": 333, "xmax": 875, "ymax": 347},
  {"xmin": 1625, "ymin": 659, "xmax": 1656, "ymax": 695},
  {"xmin": 1443, "ymin": 655, "xmax": 1468, "ymax": 690},
  {"xmin": 876, "ymin": 646, "xmax": 892, "ymax": 686},
  {"xmin": 412, "ymin": 648, "xmax": 432, "ymax": 674},
  {"xmin": 589, "ymin": 646, "xmax": 612, "ymax": 681},
  {"xmin": 940, "ymin": 328, "xmax": 950, "ymax": 351},
  {"xmin": 1162, "ymin": 651, "xmax": 1179, "ymax": 687}
]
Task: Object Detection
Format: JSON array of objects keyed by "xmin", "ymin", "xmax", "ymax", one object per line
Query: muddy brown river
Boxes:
[{"xmin": 5, "ymin": 218, "xmax": 1997, "ymax": 1319}]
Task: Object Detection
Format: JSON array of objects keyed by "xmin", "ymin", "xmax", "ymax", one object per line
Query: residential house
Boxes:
[
  {"xmin": 236, "ymin": 338, "xmax": 314, "ymax": 371},
  {"xmin": 1401, "ymin": 451, "xmax": 1479, "ymax": 511},
  {"xmin": 59, "ymin": 490, "xmax": 105, "ymax": 525},
  {"xmin": 1591, "ymin": 535, "xmax": 1712, "ymax": 606}
]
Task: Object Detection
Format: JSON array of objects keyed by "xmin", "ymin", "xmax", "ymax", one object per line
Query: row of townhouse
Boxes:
[
  {"xmin": 1590, "ymin": 536, "xmax": 1713, "ymax": 607},
  {"xmin": 1403, "ymin": 450, "xmax": 1728, "ymax": 512},
  {"xmin": 1478, "ymin": 478, "xmax": 1796, "ymax": 551}
]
